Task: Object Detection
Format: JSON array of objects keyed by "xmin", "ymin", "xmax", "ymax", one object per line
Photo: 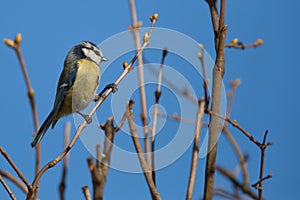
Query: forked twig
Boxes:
[
  {"xmin": 4, "ymin": 34, "xmax": 40, "ymax": 199},
  {"xmin": 127, "ymin": 101, "xmax": 161, "ymax": 200}
]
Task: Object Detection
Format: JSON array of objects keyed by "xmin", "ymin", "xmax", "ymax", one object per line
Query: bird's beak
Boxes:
[{"xmin": 102, "ymin": 57, "xmax": 108, "ymax": 62}]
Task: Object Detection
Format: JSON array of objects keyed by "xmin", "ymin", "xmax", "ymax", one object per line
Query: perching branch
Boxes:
[
  {"xmin": 26, "ymin": 22, "xmax": 156, "ymax": 200},
  {"xmin": 186, "ymin": 98, "xmax": 205, "ymax": 200},
  {"xmin": 58, "ymin": 122, "xmax": 71, "ymax": 200},
  {"xmin": 127, "ymin": 100, "xmax": 162, "ymax": 200}
]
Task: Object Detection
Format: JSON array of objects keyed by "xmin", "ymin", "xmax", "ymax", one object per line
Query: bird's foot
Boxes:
[
  {"xmin": 77, "ymin": 112, "xmax": 92, "ymax": 124},
  {"xmin": 94, "ymin": 83, "xmax": 118, "ymax": 102}
]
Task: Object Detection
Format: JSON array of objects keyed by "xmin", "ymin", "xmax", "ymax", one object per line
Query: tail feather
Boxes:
[{"xmin": 31, "ymin": 110, "xmax": 55, "ymax": 148}]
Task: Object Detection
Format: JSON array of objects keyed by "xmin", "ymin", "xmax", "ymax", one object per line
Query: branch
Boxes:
[
  {"xmin": 4, "ymin": 33, "xmax": 40, "ymax": 199},
  {"xmin": 26, "ymin": 24, "xmax": 155, "ymax": 200},
  {"xmin": 197, "ymin": 44, "xmax": 210, "ymax": 109},
  {"xmin": 253, "ymin": 130, "xmax": 272, "ymax": 200},
  {"xmin": 207, "ymin": 109, "xmax": 270, "ymax": 147},
  {"xmin": 0, "ymin": 147, "xmax": 31, "ymax": 190},
  {"xmin": 0, "ymin": 173, "xmax": 16, "ymax": 200},
  {"xmin": 58, "ymin": 122, "xmax": 71, "ymax": 200},
  {"xmin": 151, "ymin": 48, "xmax": 168, "ymax": 185},
  {"xmin": 147, "ymin": 66, "xmax": 198, "ymax": 104},
  {"xmin": 186, "ymin": 98, "xmax": 205, "ymax": 200},
  {"xmin": 203, "ymin": 0, "xmax": 227, "ymax": 199},
  {"xmin": 127, "ymin": 101, "xmax": 162, "ymax": 200},
  {"xmin": 82, "ymin": 186, "xmax": 92, "ymax": 200},
  {"xmin": 129, "ymin": 0, "xmax": 158, "ymax": 165},
  {"xmin": 216, "ymin": 166, "xmax": 258, "ymax": 199},
  {"xmin": 225, "ymin": 38, "xmax": 263, "ymax": 49},
  {"xmin": 223, "ymin": 126, "xmax": 250, "ymax": 187},
  {"xmin": 88, "ymin": 117, "xmax": 116, "ymax": 200},
  {"xmin": 0, "ymin": 170, "xmax": 27, "ymax": 193}
]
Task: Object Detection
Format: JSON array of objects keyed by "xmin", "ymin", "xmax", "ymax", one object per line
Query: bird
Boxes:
[{"xmin": 31, "ymin": 41, "xmax": 107, "ymax": 148}]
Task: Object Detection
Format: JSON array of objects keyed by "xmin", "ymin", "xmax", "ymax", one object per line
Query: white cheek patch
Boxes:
[{"xmin": 82, "ymin": 48, "xmax": 101, "ymax": 65}]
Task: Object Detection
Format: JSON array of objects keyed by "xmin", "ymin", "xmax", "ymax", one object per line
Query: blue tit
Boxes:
[{"xmin": 31, "ymin": 41, "xmax": 107, "ymax": 148}]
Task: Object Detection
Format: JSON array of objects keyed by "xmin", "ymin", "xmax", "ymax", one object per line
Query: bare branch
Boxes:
[
  {"xmin": 0, "ymin": 147, "xmax": 31, "ymax": 190},
  {"xmin": 186, "ymin": 98, "xmax": 205, "ymax": 200},
  {"xmin": 223, "ymin": 126, "xmax": 250, "ymax": 187},
  {"xmin": 253, "ymin": 130, "xmax": 272, "ymax": 200},
  {"xmin": 82, "ymin": 186, "xmax": 92, "ymax": 200},
  {"xmin": 0, "ymin": 173, "xmax": 16, "ymax": 200},
  {"xmin": 225, "ymin": 38, "xmax": 263, "ymax": 49},
  {"xmin": 127, "ymin": 101, "xmax": 161, "ymax": 200},
  {"xmin": 0, "ymin": 170, "xmax": 27, "ymax": 193},
  {"xmin": 129, "ymin": 0, "xmax": 157, "ymax": 165},
  {"xmin": 4, "ymin": 34, "xmax": 40, "ymax": 199},
  {"xmin": 59, "ymin": 122, "xmax": 71, "ymax": 200},
  {"xmin": 216, "ymin": 166, "xmax": 258, "ymax": 199},
  {"xmin": 151, "ymin": 48, "xmax": 168, "ymax": 185},
  {"xmin": 203, "ymin": 0, "xmax": 227, "ymax": 198}
]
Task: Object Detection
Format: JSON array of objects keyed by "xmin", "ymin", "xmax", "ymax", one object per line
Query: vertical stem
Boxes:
[
  {"xmin": 203, "ymin": 0, "xmax": 227, "ymax": 199},
  {"xmin": 186, "ymin": 99, "xmax": 205, "ymax": 200},
  {"xmin": 128, "ymin": 0, "xmax": 151, "ymax": 165},
  {"xmin": 14, "ymin": 43, "xmax": 40, "ymax": 200}
]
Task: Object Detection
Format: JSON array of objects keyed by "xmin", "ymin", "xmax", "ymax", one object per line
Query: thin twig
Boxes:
[
  {"xmin": 147, "ymin": 66, "xmax": 198, "ymax": 104},
  {"xmin": 151, "ymin": 48, "xmax": 168, "ymax": 184},
  {"xmin": 129, "ymin": 0, "xmax": 153, "ymax": 165},
  {"xmin": 26, "ymin": 25, "xmax": 154, "ymax": 200},
  {"xmin": 0, "ymin": 147, "xmax": 31, "ymax": 190},
  {"xmin": 0, "ymin": 174, "xmax": 16, "ymax": 200},
  {"xmin": 255, "ymin": 130, "xmax": 272, "ymax": 200},
  {"xmin": 114, "ymin": 110, "xmax": 128, "ymax": 132},
  {"xmin": 127, "ymin": 101, "xmax": 162, "ymax": 200},
  {"xmin": 0, "ymin": 170, "xmax": 27, "ymax": 193},
  {"xmin": 214, "ymin": 187, "xmax": 240, "ymax": 200},
  {"xmin": 157, "ymin": 112, "xmax": 197, "ymax": 125},
  {"xmin": 223, "ymin": 126, "xmax": 249, "ymax": 187},
  {"xmin": 186, "ymin": 98, "xmax": 205, "ymax": 200},
  {"xmin": 58, "ymin": 122, "xmax": 71, "ymax": 200},
  {"xmin": 82, "ymin": 186, "xmax": 92, "ymax": 200},
  {"xmin": 207, "ymin": 109, "xmax": 264, "ymax": 147},
  {"xmin": 198, "ymin": 45, "xmax": 210, "ymax": 109},
  {"xmin": 252, "ymin": 174, "xmax": 272, "ymax": 189},
  {"xmin": 216, "ymin": 166, "xmax": 258, "ymax": 199},
  {"xmin": 4, "ymin": 34, "xmax": 40, "ymax": 199},
  {"xmin": 225, "ymin": 38, "xmax": 263, "ymax": 49}
]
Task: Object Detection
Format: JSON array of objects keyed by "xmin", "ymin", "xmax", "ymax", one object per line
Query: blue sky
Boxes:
[{"xmin": 0, "ymin": 1, "xmax": 298, "ymax": 199}]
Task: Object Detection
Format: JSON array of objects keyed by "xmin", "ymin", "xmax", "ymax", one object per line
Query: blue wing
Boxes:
[{"xmin": 51, "ymin": 62, "xmax": 78, "ymax": 128}]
